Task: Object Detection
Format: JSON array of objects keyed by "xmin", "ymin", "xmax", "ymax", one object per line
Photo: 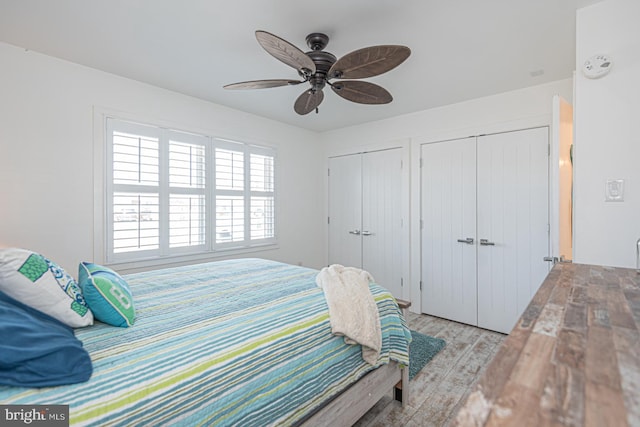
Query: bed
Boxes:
[{"xmin": 0, "ymin": 258, "xmax": 411, "ymax": 426}]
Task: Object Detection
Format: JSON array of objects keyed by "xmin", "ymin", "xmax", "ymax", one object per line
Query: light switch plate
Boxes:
[{"xmin": 605, "ymin": 179, "xmax": 624, "ymax": 202}]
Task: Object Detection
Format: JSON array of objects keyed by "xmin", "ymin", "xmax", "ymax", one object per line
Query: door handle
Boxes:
[
  {"xmin": 348, "ymin": 229, "xmax": 361, "ymax": 235},
  {"xmin": 361, "ymin": 231, "xmax": 372, "ymax": 236},
  {"xmin": 636, "ymin": 237, "xmax": 640, "ymax": 274},
  {"xmin": 480, "ymin": 239, "xmax": 495, "ymax": 246},
  {"xmin": 457, "ymin": 238, "xmax": 474, "ymax": 244}
]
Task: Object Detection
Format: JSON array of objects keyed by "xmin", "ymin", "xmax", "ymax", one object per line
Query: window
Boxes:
[
  {"xmin": 214, "ymin": 142, "xmax": 275, "ymax": 245},
  {"xmin": 106, "ymin": 118, "xmax": 276, "ymax": 263}
]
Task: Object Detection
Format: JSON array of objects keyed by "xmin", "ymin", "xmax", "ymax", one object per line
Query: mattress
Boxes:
[{"xmin": 0, "ymin": 258, "xmax": 410, "ymax": 426}]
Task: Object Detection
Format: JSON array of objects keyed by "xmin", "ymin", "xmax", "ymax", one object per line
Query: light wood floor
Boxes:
[{"xmin": 354, "ymin": 312, "xmax": 506, "ymax": 427}]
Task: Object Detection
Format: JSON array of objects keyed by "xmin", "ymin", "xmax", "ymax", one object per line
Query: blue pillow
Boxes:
[
  {"xmin": 78, "ymin": 262, "xmax": 135, "ymax": 327},
  {"xmin": 0, "ymin": 290, "xmax": 93, "ymax": 387}
]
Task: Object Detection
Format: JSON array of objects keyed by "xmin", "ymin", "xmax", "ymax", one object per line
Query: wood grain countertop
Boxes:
[{"xmin": 453, "ymin": 263, "xmax": 640, "ymax": 427}]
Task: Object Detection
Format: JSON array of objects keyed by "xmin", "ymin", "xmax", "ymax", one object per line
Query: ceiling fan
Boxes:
[{"xmin": 224, "ymin": 31, "xmax": 411, "ymax": 115}]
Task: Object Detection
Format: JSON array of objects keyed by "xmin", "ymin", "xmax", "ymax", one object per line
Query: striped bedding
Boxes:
[{"xmin": 0, "ymin": 258, "xmax": 411, "ymax": 426}]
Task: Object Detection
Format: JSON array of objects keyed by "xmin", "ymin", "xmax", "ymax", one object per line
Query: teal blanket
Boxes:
[{"xmin": 0, "ymin": 258, "xmax": 410, "ymax": 426}]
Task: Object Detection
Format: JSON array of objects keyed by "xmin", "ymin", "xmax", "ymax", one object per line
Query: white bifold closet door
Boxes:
[
  {"xmin": 476, "ymin": 128, "xmax": 550, "ymax": 333},
  {"xmin": 421, "ymin": 127, "xmax": 549, "ymax": 333},
  {"xmin": 421, "ymin": 137, "xmax": 478, "ymax": 326},
  {"xmin": 361, "ymin": 149, "xmax": 403, "ymax": 296},
  {"xmin": 328, "ymin": 148, "xmax": 403, "ymax": 298},
  {"xmin": 328, "ymin": 154, "xmax": 362, "ymax": 270}
]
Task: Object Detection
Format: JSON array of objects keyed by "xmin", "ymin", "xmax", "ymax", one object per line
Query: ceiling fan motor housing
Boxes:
[{"xmin": 305, "ymin": 50, "xmax": 336, "ymax": 90}]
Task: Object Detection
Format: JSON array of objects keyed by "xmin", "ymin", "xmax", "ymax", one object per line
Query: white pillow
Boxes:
[{"xmin": 0, "ymin": 248, "xmax": 93, "ymax": 327}]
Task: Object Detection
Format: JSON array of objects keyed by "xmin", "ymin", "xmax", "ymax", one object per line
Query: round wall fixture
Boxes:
[{"xmin": 583, "ymin": 54, "xmax": 613, "ymax": 79}]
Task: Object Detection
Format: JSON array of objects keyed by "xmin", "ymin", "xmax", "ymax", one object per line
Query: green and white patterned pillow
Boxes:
[
  {"xmin": 0, "ymin": 248, "xmax": 93, "ymax": 327},
  {"xmin": 78, "ymin": 262, "xmax": 135, "ymax": 327}
]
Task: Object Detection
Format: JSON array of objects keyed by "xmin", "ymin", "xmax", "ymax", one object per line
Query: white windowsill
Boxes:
[{"xmin": 105, "ymin": 243, "xmax": 279, "ymax": 275}]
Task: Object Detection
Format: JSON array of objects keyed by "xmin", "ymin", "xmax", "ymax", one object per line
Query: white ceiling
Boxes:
[{"xmin": 0, "ymin": 0, "xmax": 600, "ymax": 132}]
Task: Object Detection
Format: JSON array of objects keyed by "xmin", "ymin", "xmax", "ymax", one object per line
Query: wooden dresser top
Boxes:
[{"xmin": 453, "ymin": 263, "xmax": 640, "ymax": 426}]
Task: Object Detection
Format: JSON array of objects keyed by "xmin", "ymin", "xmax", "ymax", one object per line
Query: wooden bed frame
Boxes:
[
  {"xmin": 304, "ymin": 299, "xmax": 411, "ymax": 425},
  {"xmin": 303, "ymin": 362, "xmax": 409, "ymax": 426}
]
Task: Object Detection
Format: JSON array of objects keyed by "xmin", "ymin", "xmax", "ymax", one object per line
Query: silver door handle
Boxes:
[
  {"xmin": 480, "ymin": 239, "xmax": 495, "ymax": 246},
  {"xmin": 361, "ymin": 231, "xmax": 372, "ymax": 236},
  {"xmin": 457, "ymin": 238, "xmax": 474, "ymax": 244},
  {"xmin": 636, "ymin": 237, "xmax": 640, "ymax": 274},
  {"xmin": 349, "ymin": 229, "xmax": 361, "ymax": 235}
]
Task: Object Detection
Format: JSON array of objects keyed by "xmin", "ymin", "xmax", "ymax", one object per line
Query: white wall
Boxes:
[
  {"xmin": 322, "ymin": 80, "xmax": 573, "ymax": 153},
  {"xmin": 0, "ymin": 42, "xmax": 326, "ymax": 274},
  {"xmin": 574, "ymin": 0, "xmax": 640, "ymax": 268},
  {"xmin": 319, "ymin": 79, "xmax": 574, "ymax": 311}
]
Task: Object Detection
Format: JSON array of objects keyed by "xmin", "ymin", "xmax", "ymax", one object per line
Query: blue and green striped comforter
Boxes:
[{"xmin": 0, "ymin": 258, "xmax": 410, "ymax": 426}]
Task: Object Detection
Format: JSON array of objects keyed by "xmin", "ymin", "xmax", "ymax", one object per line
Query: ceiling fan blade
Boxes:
[
  {"xmin": 328, "ymin": 45, "xmax": 410, "ymax": 79},
  {"xmin": 331, "ymin": 80, "xmax": 392, "ymax": 104},
  {"xmin": 294, "ymin": 89, "xmax": 324, "ymax": 115},
  {"xmin": 255, "ymin": 30, "xmax": 316, "ymax": 75},
  {"xmin": 223, "ymin": 79, "xmax": 304, "ymax": 90}
]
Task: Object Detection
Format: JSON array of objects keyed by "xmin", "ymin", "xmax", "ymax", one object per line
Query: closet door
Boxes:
[
  {"xmin": 476, "ymin": 127, "xmax": 550, "ymax": 333},
  {"xmin": 421, "ymin": 138, "xmax": 478, "ymax": 326},
  {"xmin": 362, "ymin": 148, "xmax": 403, "ymax": 297},
  {"xmin": 328, "ymin": 155, "xmax": 362, "ymax": 269},
  {"xmin": 328, "ymin": 149, "xmax": 404, "ymax": 298}
]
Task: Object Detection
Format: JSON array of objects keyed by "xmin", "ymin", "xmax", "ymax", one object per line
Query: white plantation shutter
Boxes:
[
  {"xmin": 250, "ymin": 196, "xmax": 274, "ymax": 240},
  {"xmin": 250, "ymin": 152, "xmax": 275, "ymax": 240},
  {"xmin": 106, "ymin": 118, "xmax": 276, "ymax": 263},
  {"xmin": 108, "ymin": 122, "xmax": 161, "ymax": 257},
  {"xmin": 112, "ymin": 192, "xmax": 160, "ymax": 253},
  {"xmin": 215, "ymin": 147, "xmax": 245, "ymax": 244},
  {"xmin": 214, "ymin": 148, "xmax": 244, "ymax": 191},
  {"xmin": 168, "ymin": 133, "xmax": 207, "ymax": 249},
  {"xmin": 112, "ymin": 132, "xmax": 159, "ymax": 186},
  {"xmin": 215, "ymin": 195, "xmax": 244, "ymax": 243},
  {"xmin": 214, "ymin": 141, "xmax": 276, "ymax": 247}
]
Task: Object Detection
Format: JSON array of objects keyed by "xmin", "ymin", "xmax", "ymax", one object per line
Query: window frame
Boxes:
[{"xmin": 104, "ymin": 117, "xmax": 277, "ymax": 265}]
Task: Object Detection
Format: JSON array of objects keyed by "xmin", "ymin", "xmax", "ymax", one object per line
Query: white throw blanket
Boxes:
[{"xmin": 316, "ymin": 264, "xmax": 382, "ymax": 365}]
